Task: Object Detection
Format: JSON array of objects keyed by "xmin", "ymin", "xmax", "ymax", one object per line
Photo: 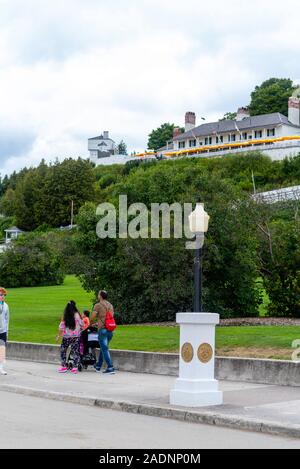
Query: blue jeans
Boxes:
[{"xmin": 96, "ymin": 329, "xmax": 114, "ymax": 370}]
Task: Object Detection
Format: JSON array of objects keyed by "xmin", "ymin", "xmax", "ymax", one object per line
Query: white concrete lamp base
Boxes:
[{"xmin": 170, "ymin": 313, "xmax": 223, "ymax": 408}]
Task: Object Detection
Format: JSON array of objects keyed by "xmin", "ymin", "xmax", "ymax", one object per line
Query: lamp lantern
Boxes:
[
  {"xmin": 170, "ymin": 202, "xmax": 223, "ymax": 408},
  {"xmin": 189, "ymin": 203, "xmax": 210, "ymax": 234}
]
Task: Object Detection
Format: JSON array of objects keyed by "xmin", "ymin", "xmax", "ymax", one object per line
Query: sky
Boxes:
[{"xmin": 0, "ymin": 0, "xmax": 300, "ymax": 175}]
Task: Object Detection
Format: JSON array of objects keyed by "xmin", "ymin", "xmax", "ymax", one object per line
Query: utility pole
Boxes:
[
  {"xmin": 71, "ymin": 200, "xmax": 74, "ymax": 228},
  {"xmin": 252, "ymin": 170, "xmax": 257, "ymax": 195}
]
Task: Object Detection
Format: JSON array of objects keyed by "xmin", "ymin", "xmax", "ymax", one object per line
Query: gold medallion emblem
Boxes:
[
  {"xmin": 181, "ymin": 343, "xmax": 194, "ymax": 363},
  {"xmin": 198, "ymin": 343, "xmax": 213, "ymax": 363}
]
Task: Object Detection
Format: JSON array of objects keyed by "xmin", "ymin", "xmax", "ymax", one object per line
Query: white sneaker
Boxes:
[{"xmin": 0, "ymin": 368, "xmax": 7, "ymax": 375}]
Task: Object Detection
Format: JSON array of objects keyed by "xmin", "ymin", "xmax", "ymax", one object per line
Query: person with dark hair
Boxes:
[
  {"xmin": 57, "ymin": 300, "xmax": 83, "ymax": 374},
  {"xmin": 91, "ymin": 290, "xmax": 115, "ymax": 374}
]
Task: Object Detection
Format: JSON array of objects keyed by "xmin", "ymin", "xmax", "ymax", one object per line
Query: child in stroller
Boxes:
[
  {"xmin": 65, "ymin": 311, "xmax": 99, "ymax": 371},
  {"xmin": 80, "ymin": 324, "xmax": 99, "ymax": 370}
]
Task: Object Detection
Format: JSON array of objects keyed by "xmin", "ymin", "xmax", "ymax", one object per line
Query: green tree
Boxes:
[
  {"xmin": 219, "ymin": 112, "xmax": 237, "ymax": 121},
  {"xmin": 75, "ymin": 167, "xmax": 261, "ymax": 322},
  {"xmin": 13, "ymin": 165, "xmax": 46, "ymax": 230},
  {"xmin": 36, "ymin": 158, "xmax": 95, "ymax": 229},
  {"xmin": 249, "ymin": 78, "xmax": 296, "ymax": 117},
  {"xmin": 41, "ymin": 230, "xmax": 86, "ymax": 275},
  {"xmin": 257, "ymin": 208, "xmax": 300, "ymax": 317},
  {"xmin": 147, "ymin": 123, "xmax": 184, "ymax": 151},
  {"xmin": 0, "ymin": 159, "xmax": 96, "ymax": 230},
  {"xmin": 0, "ymin": 175, "xmax": 9, "ymax": 197},
  {"xmin": 117, "ymin": 140, "xmax": 128, "ymax": 155},
  {"xmin": 0, "ymin": 233, "xmax": 65, "ymax": 287},
  {"xmin": 0, "ymin": 188, "xmax": 17, "ymax": 217},
  {"xmin": 0, "ymin": 216, "xmax": 15, "ymax": 239}
]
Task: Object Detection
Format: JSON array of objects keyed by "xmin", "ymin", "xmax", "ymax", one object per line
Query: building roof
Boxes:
[
  {"xmin": 5, "ymin": 226, "xmax": 24, "ymax": 233},
  {"xmin": 173, "ymin": 113, "xmax": 300, "ymax": 141},
  {"xmin": 88, "ymin": 135, "xmax": 115, "ymax": 142}
]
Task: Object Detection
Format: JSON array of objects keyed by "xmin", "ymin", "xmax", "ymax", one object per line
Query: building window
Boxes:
[
  {"xmin": 178, "ymin": 141, "xmax": 186, "ymax": 149},
  {"xmin": 229, "ymin": 134, "xmax": 236, "ymax": 142},
  {"xmin": 242, "ymin": 132, "xmax": 247, "ymax": 140},
  {"xmin": 189, "ymin": 139, "xmax": 196, "ymax": 147},
  {"xmin": 205, "ymin": 137, "xmax": 212, "ymax": 145},
  {"xmin": 255, "ymin": 130, "xmax": 262, "ymax": 139},
  {"xmin": 267, "ymin": 128, "xmax": 275, "ymax": 137}
]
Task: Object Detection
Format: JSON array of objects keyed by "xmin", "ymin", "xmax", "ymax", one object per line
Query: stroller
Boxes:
[{"xmin": 66, "ymin": 326, "xmax": 99, "ymax": 372}]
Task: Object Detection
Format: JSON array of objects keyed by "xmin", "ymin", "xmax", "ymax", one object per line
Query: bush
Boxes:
[
  {"xmin": 39, "ymin": 230, "xmax": 87, "ymax": 275},
  {"xmin": 0, "ymin": 233, "xmax": 65, "ymax": 287},
  {"xmin": 259, "ymin": 218, "xmax": 300, "ymax": 317},
  {"xmin": 88, "ymin": 238, "xmax": 194, "ymax": 324},
  {"xmin": 76, "ymin": 173, "xmax": 261, "ymax": 323},
  {"xmin": 0, "ymin": 216, "xmax": 15, "ymax": 239}
]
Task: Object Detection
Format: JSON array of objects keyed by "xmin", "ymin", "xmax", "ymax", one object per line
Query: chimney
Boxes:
[
  {"xmin": 173, "ymin": 127, "xmax": 182, "ymax": 139},
  {"xmin": 185, "ymin": 112, "xmax": 196, "ymax": 132},
  {"xmin": 236, "ymin": 107, "xmax": 250, "ymax": 121},
  {"xmin": 103, "ymin": 131, "xmax": 109, "ymax": 139},
  {"xmin": 288, "ymin": 97, "xmax": 300, "ymax": 126}
]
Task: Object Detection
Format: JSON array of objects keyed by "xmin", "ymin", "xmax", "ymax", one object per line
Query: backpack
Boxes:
[{"xmin": 105, "ymin": 311, "xmax": 117, "ymax": 332}]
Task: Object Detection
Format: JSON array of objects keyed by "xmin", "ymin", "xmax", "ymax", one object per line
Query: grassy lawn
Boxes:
[
  {"xmin": 7, "ymin": 275, "xmax": 300, "ymax": 359},
  {"xmin": 112, "ymin": 325, "xmax": 299, "ymax": 359},
  {"xmin": 9, "ymin": 275, "xmax": 94, "ymax": 344}
]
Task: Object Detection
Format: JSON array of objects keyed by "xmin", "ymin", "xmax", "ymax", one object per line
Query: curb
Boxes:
[
  {"xmin": 7, "ymin": 342, "xmax": 300, "ymax": 387},
  {"xmin": 1, "ymin": 383, "xmax": 299, "ymax": 440}
]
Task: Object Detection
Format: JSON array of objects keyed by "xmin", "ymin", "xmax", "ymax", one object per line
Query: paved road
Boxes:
[
  {"xmin": 1, "ymin": 391, "xmax": 300, "ymax": 449},
  {"xmin": 2, "ymin": 360, "xmax": 300, "ymax": 431}
]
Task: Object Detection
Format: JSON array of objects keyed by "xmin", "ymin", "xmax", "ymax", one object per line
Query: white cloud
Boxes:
[{"xmin": 0, "ymin": 0, "xmax": 300, "ymax": 173}]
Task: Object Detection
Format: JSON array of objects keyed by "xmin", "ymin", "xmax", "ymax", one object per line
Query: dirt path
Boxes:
[
  {"xmin": 216, "ymin": 347, "xmax": 292, "ymax": 360},
  {"xmin": 132, "ymin": 318, "xmax": 300, "ymax": 327}
]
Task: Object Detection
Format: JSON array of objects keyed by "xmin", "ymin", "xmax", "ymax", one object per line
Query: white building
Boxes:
[
  {"xmin": 0, "ymin": 226, "xmax": 24, "ymax": 253},
  {"xmin": 88, "ymin": 131, "xmax": 117, "ymax": 163},
  {"xmin": 160, "ymin": 95, "xmax": 300, "ymax": 161},
  {"xmin": 88, "ymin": 131, "xmax": 137, "ymax": 166}
]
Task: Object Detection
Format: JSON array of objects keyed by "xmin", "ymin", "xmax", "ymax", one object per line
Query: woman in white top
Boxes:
[{"xmin": 0, "ymin": 287, "xmax": 9, "ymax": 376}]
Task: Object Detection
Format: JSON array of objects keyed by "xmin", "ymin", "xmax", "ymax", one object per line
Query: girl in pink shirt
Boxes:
[{"xmin": 57, "ymin": 300, "xmax": 83, "ymax": 374}]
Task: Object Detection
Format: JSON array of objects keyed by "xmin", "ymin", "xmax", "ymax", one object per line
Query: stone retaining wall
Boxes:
[{"xmin": 7, "ymin": 342, "xmax": 300, "ymax": 387}]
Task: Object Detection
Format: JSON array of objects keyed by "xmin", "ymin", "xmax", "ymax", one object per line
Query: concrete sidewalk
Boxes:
[{"xmin": 1, "ymin": 360, "xmax": 300, "ymax": 439}]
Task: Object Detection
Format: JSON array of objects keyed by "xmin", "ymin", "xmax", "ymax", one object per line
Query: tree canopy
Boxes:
[
  {"xmin": 219, "ymin": 112, "xmax": 237, "ymax": 122},
  {"xmin": 0, "ymin": 158, "xmax": 95, "ymax": 230},
  {"xmin": 249, "ymin": 78, "xmax": 296, "ymax": 117},
  {"xmin": 147, "ymin": 123, "xmax": 184, "ymax": 151},
  {"xmin": 222, "ymin": 77, "xmax": 297, "ymax": 119},
  {"xmin": 0, "ymin": 152, "xmax": 299, "ymax": 317},
  {"xmin": 0, "ymin": 232, "xmax": 65, "ymax": 287},
  {"xmin": 117, "ymin": 140, "xmax": 128, "ymax": 155}
]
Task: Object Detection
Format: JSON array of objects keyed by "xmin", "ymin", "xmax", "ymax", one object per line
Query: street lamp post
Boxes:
[
  {"xmin": 194, "ymin": 239, "xmax": 202, "ymax": 313},
  {"xmin": 189, "ymin": 203, "xmax": 209, "ymax": 312},
  {"xmin": 170, "ymin": 203, "xmax": 223, "ymax": 408}
]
